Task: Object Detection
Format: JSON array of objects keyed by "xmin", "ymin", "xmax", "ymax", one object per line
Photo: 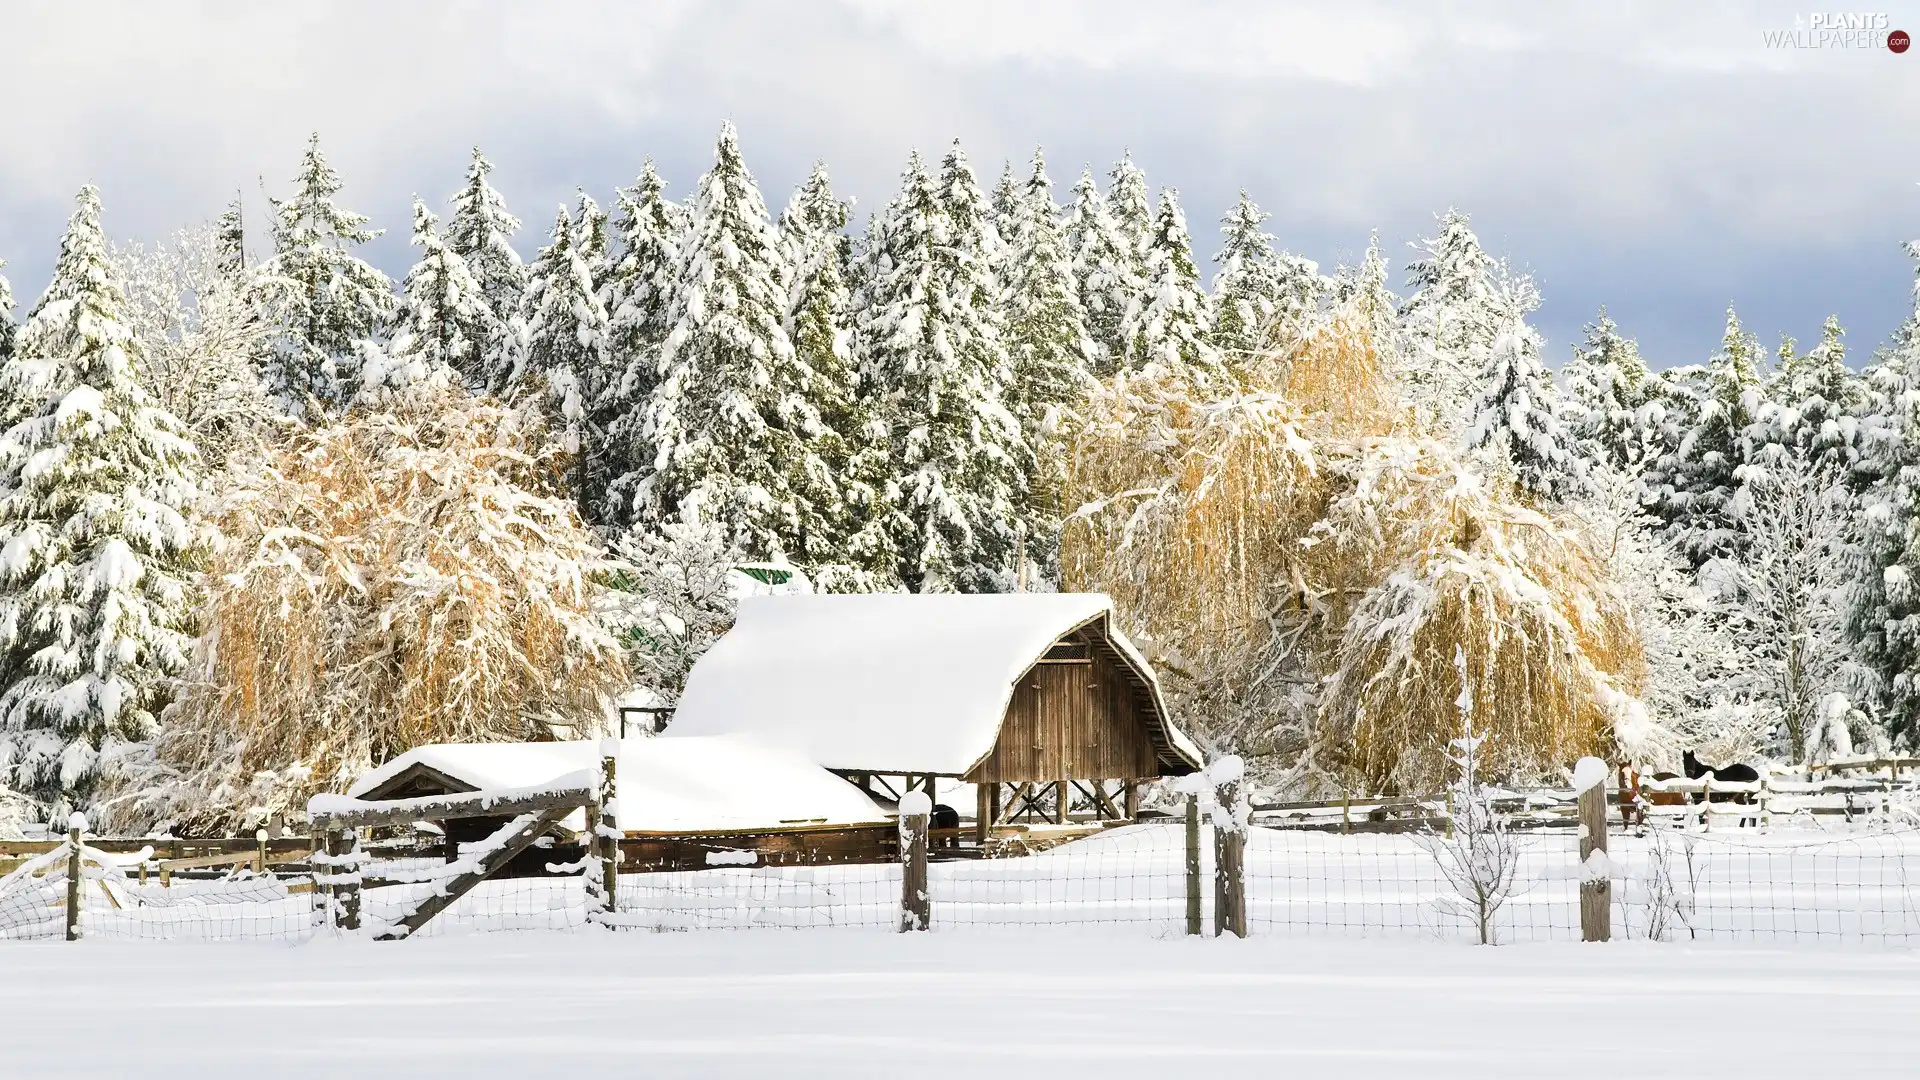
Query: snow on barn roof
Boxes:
[
  {"xmin": 669, "ymin": 593, "xmax": 1201, "ymax": 776},
  {"xmin": 348, "ymin": 735, "xmax": 888, "ymax": 832}
]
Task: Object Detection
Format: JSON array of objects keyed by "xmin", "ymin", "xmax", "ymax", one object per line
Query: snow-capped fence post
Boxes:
[
  {"xmin": 596, "ymin": 742, "xmax": 620, "ymax": 923},
  {"xmin": 254, "ymin": 829, "xmax": 268, "ymax": 875},
  {"xmin": 1210, "ymin": 759, "xmax": 1248, "ymax": 939},
  {"xmin": 64, "ymin": 814, "xmax": 85, "ymax": 942},
  {"xmin": 322, "ymin": 828, "xmax": 362, "ymax": 933},
  {"xmin": 1575, "ymin": 756, "xmax": 1611, "ymax": 943},
  {"xmin": 1184, "ymin": 794, "xmax": 1202, "ymax": 936},
  {"xmin": 898, "ymin": 790, "xmax": 931, "ymax": 932}
]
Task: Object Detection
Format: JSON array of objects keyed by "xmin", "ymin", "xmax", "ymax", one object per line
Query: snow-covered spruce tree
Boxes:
[
  {"xmin": 775, "ymin": 163, "xmax": 892, "ymax": 589},
  {"xmin": 1563, "ymin": 308, "xmax": 1664, "ymax": 472},
  {"xmin": 0, "ymin": 186, "xmax": 201, "ymax": 819},
  {"xmin": 213, "ymin": 194, "xmax": 245, "ymax": 275},
  {"xmin": 262, "ymin": 133, "xmax": 393, "ymax": 417},
  {"xmin": 1106, "ymin": 152, "xmax": 1154, "ymax": 278},
  {"xmin": 1645, "ymin": 306, "xmax": 1765, "ymax": 563},
  {"xmin": 1000, "ymin": 150, "xmax": 1097, "ymax": 586},
  {"xmin": 1749, "ymin": 315, "xmax": 1865, "ymax": 485},
  {"xmin": 104, "ymin": 385, "xmax": 628, "ymax": 832},
  {"xmin": 511, "ymin": 200, "xmax": 614, "ymax": 511},
  {"xmin": 0, "ymin": 260, "xmax": 15, "ymax": 372},
  {"xmin": 1064, "ymin": 168, "xmax": 1139, "ymax": 374},
  {"xmin": 600, "ymin": 159, "xmax": 681, "ymax": 512},
  {"xmin": 990, "ymin": 161, "xmax": 1022, "ymax": 250},
  {"xmin": 445, "ymin": 147, "xmax": 526, "ymax": 391},
  {"xmin": 626, "ymin": 123, "xmax": 823, "ymax": 567},
  {"xmin": 1462, "ymin": 271, "xmax": 1582, "ymax": 500},
  {"xmin": 361, "ymin": 197, "xmax": 491, "ymax": 405},
  {"xmin": 1123, "ymin": 189, "xmax": 1221, "ymax": 382},
  {"xmin": 114, "ymin": 228, "xmax": 281, "ymax": 464},
  {"xmin": 856, "ymin": 151, "xmax": 1025, "ymax": 592},
  {"xmin": 1327, "ymin": 232, "xmax": 1399, "ymax": 368},
  {"xmin": 1400, "ymin": 209, "xmax": 1502, "ymax": 432},
  {"xmin": 1210, "ymin": 191, "xmax": 1320, "ymax": 359},
  {"xmin": 603, "ymin": 499, "xmax": 739, "ymax": 709}
]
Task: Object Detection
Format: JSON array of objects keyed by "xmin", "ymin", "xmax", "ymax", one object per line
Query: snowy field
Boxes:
[{"xmin": 5, "ymin": 932, "xmax": 1920, "ymax": 1079}]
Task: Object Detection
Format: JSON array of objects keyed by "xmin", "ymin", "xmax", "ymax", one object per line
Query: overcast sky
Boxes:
[{"xmin": 3, "ymin": 1, "xmax": 1919, "ymax": 368}]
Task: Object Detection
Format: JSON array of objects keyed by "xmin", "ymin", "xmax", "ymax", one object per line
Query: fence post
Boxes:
[
  {"xmin": 64, "ymin": 814, "xmax": 84, "ymax": 942},
  {"xmin": 1184, "ymin": 794, "xmax": 1202, "ymax": 936},
  {"xmin": 254, "ymin": 829, "xmax": 268, "ymax": 875},
  {"xmin": 898, "ymin": 792, "xmax": 931, "ymax": 932},
  {"xmin": 1576, "ymin": 756, "xmax": 1611, "ymax": 943},
  {"xmin": 598, "ymin": 743, "xmax": 620, "ymax": 922},
  {"xmin": 327, "ymin": 828, "xmax": 362, "ymax": 933},
  {"xmin": 1212, "ymin": 786, "xmax": 1248, "ymax": 938}
]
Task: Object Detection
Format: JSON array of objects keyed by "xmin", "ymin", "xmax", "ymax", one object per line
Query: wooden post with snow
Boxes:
[
  {"xmin": 1575, "ymin": 756, "xmax": 1611, "ymax": 943},
  {"xmin": 898, "ymin": 791, "xmax": 931, "ymax": 932},
  {"xmin": 1184, "ymin": 794, "xmax": 1202, "ymax": 936},
  {"xmin": 64, "ymin": 814, "xmax": 84, "ymax": 942},
  {"xmin": 254, "ymin": 829, "xmax": 268, "ymax": 875},
  {"xmin": 598, "ymin": 742, "xmax": 620, "ymax": 921},
  {"xmin": 324, "ymin": 828, "xmax": 362, "ymax": 933},
  {"xmin": 1209, "ymin": 758, "xmax": 1248, "ymax": 939}
]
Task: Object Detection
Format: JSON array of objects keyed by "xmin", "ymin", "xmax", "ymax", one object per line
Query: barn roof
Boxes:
[
  {"xmin": 669, "ymin": 593, "xmax": 1202, "ymax": 776},
  {"xmin": 348, "ymin": 735, "xmax": 889, "ymax": 832}
]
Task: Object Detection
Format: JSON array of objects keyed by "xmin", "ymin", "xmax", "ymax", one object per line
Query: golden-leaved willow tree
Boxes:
[
  {"xmin": 1060, "ymin": 310, "xmax": 1646, "ymax": 795},
  {"xmin": 102, "ymin": 386, "xmax": 631, "ymax": 831}
]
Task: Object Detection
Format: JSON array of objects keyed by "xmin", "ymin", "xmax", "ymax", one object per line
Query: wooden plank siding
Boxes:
[{"xmin": 967, "ymin": 630, "xmax": 1158, "ymax": 783}]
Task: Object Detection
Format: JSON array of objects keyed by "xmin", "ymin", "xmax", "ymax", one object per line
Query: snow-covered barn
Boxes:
[{"xmin": 669, "ymin": 594, "xmax": 1203, "ymax": 836}]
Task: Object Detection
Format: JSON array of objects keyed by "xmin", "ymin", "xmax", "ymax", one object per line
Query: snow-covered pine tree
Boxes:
[
  {"xmin": 1749, "ymin": 314, "xmax": 1864, "ymax": 484},
  {"xmin": 1462, "ymin": 272, "xmax": 1581, "ymax": 500},
  {"xmin": 856, "ymin": 151, "xmax": 1025, "ymax": 592},
  {"xmin": 445, "ymin": 147, "xmax": 526, "ymax": 392},
  {"xmin": 364, "ymin": 197, "xmax": 491, "ymax": 404},
  {"xmin": 1645, "ymin": 306, "xmax": 1766, "ymax": 563},
  {"xmin": 1563, "ymin": 308, "xmax": 1663, "ymax": 471},
  {"xmin": 0, "ymin": 186, "xmax": 200, "ymax": 817},
  {"xmin": 214, "ymin": 194, "xmax": 245, "ymax": 275},
  {"xmin": 512, "ymin": 200, "xmax": 614, "ymax": 512},
  {"xmin": 603, "ymin": 160, "xmax": 680, "ymax": 430},
  {"xmin": 1210, "ymin": 191, "xmax": 1323, "ymax": 360},
  {"xmin": 1000, "ymin": 149, "xmax": 1097, "ymax": 585},
  {"xmin": 1063, "ymin": 168, "xmax": 1138, "ymax": 374},
  {"xmin": 774, "ymin": 163, "xmax": 890, "ymax": 589},
  {"xmin": 1123, "ymin": 188, "xmax": 1221, "ymax": 382},
  {"xmin": 1327, "ymin": 231, "xmax": 1399, "ymax": 356},
  {"xmin": 1400, "ymin": 209, "xmax": 1503, "ymax": 431},
  {"xmin": 0, "ymin": 260, "xmax": 13, "ymax": 369},
  {"xmin": 262, "ymin": 133, "xmax": 393, "ymax": 417},
  {"xmin": 1107, "ymin": 152, "xmax": 1154, "ymax": 278},
  {"xmin": 626, "ymin": 122, "xmax": 820, "ymax": 565},
  {"xmin": 1843, "ymin": 244, "xmax": 1920, "ymax": 749},
  {"xmin": 991, "ymin": 161, "xmax": 1022, "ymax": 247}
]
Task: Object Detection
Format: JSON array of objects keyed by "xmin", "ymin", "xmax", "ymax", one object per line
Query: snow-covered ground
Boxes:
[{"xmin": 5, "ymin": 932, "xmax": 1920, "ymax": 1078}]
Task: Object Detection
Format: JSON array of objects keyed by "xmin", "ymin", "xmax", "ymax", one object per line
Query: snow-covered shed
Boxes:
[
  {"xmin": 669, "ymin": 594, "xmax": 1202, "ymax": 831},
  {"xmin": 350, "ymin": 735, "xmax": 889, "ymax": 834}
]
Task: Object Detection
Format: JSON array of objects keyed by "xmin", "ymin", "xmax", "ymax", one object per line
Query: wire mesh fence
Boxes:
[
  {"xmin": 610, "ymin": 863, "xmax": 900, "ymax": 932},
  {"xmin": 9, "ymin": 817, "xmax": 1920, "ymax": 946}
]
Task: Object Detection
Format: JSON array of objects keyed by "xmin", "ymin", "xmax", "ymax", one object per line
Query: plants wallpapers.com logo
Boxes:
[{"xmin": 1762, "ymin": 12, "xmax": 1910, "ymax": 50}]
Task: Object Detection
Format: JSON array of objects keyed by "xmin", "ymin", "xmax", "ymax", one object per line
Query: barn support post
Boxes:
[
  {"xmin": 1184, "ymin": 795, "xmax": 1202, "ymax": 936},
  {"xmin": 64, "ymin": 817, "xmax": 83, "ymax": 942},
  {"xmin": 598, "ymin": 745, "xmax": 620, "ymax": 922},
  {"xmin": 975, "ymin": 784, "xmax": 992, "ymax": 846},
  {"xmin": 899, "ymin": 800, "xmax": 931, "ymax": 932},
  {"xmin": 1577, "ymin": 758, "xmax": 1611, "ymax": 943}
]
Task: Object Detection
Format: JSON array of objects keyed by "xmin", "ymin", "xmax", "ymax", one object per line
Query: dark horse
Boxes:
[{"xmin": 1683, "ymin": 751, "xmax": 1761, "ymax": 825}]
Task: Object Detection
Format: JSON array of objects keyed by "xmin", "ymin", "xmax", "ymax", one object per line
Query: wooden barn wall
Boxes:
[{"xmin": 968, "ymin": 647, "xmax": 1157, "ymax": 783}]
